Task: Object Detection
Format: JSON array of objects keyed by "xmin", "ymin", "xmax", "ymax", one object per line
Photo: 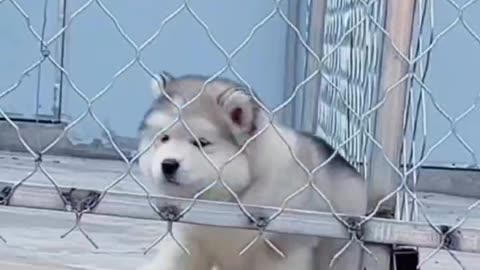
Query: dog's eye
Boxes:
[
  {"xmin": 192, "ymin": 138, "xmax": 211, "ymax": 148},
  {"xmin": 160, "ymin": 135, "xmax": 170, "ymax": 143}
]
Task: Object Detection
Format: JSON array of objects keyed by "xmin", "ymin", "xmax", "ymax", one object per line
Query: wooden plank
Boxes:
[
  {"xmin": 416, "ymin": 192, "xmax": 480, "ymax": 269},
  {"xmin": 367, "ymin": 0, "xmax": 416, "ymax": 215},
  {"xmin": 2, "ymin": 175, "xmax": 480, "ymax": 253},
  {"xmin": 416, "ymin": 166, "xmax": 480, "ymax": 200},
  {"xmin": 0, "ymin": 206, "xmax": 162, "ymax": 270},
  {"xmin": 1, "ymin": 151, "xmax": 480, "ymax": 248},
  {"xmin": 415, "ymin": 192, "xmax": 480, "ymax": 228},
  {"xmin": 4, "ymin": 148, "xmax": 480, "ymax": 201},
  {"xmin": 0, "ymin": 207, "xmax": 476, "ymax": 270},
  {"xmin": 0, "ymin": 150, "xmax": 148, "ymax": 193},
  {"xmin": 418, "ymin": 248, "xmax": 479, "ymax": 270},
  {"xmin": 364, "ymin": 0, "xmax": 417, "ymax": 268},
  {"xmin": 1, "ymin": 151, "xmax": 480, "ymax": 269}
]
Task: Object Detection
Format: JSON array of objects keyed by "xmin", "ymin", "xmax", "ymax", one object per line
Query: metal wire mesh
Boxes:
[{"xmin": 1, "ymin": 0, "xmax": 480, "ymax": 269}]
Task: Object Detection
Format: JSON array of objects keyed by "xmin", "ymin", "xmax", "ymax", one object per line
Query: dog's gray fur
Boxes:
[{"xmin": 137, "ymin": 73, "xmax": 367, "ymax": 270}]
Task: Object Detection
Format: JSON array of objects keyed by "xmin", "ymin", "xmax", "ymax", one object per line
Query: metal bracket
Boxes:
[
  {"xmin": 346, "ymin": 216, "xmax": 365, "ymax": 240},
  {"xmin": 61, "ymin": 188, "xmax": 101, "ymax": 213},
  {"xmin": 159, "ymin": 205, "xmax": 182, "ymax": 222},
  {"xmin": 0, "ymin": 184, "xmax": 13, "ymax": 206},
  {"xmin": 246, "ymin": 212, "xmax": 270, "ymax": 230},
  {"xmin": 438, "ymin": 225, "xmax": 460, "ymax": 250}
]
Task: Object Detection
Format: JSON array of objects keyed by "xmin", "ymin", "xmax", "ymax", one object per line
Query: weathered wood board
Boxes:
[{"xmin": 0, "ymin": 151, "xmax": 479, "ymax": 269}]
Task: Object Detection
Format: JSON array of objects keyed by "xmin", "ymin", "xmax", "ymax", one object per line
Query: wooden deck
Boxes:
[{"xmin": 0, "ymin": 150, "xmax": 479, "ymax": 269}]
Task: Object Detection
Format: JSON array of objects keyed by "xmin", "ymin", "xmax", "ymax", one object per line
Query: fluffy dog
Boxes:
[{"xmin": 137, "ymin": 72, "xmax": 367, "ymax": 270}]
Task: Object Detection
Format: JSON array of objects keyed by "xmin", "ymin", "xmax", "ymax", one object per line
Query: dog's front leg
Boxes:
[{"xmin": 137, "ymin": 237, "xmax": 211, "ymax": 270}]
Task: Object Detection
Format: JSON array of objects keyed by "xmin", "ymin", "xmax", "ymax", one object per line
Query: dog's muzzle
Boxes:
[{"xmin": 162, "ymin": 158, "xmax": 180, "ymax": 184}]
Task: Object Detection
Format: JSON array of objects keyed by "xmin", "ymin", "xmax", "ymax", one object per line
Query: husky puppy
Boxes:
[{"xmin": 137, "ymin": 72, "xmax": 367, "ymax": 270}]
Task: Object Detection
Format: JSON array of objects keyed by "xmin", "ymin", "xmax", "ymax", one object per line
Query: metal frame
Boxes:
[
  {"xmin": 367, "ymin": 0, "xmax": 417, "ymax": 216},
  {"xmin": 52, "ymin": 0, "xmax": 68, "ymax": 121},
  {"xmin": 364, "ymin": 1, "xmax": 417, "ymax": 269},
  {"xmin": 299, "ymin": 0, "xmax": 327, "ymax": 133},
  {"xmin": 281, "ymin": 0, "xmax": 326, "ymax": 133},
  {"xmin": 280, "ymin": 0, "xmax": 301, "ymax": 128},
  {"xmin": 0, "ymin": 180, "xmax": 479, "ymax": 254}
]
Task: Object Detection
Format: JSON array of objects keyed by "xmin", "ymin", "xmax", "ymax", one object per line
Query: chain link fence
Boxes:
[{"xmin": 1, "ymin": 0, "xmax": 480, "ymax": 269}]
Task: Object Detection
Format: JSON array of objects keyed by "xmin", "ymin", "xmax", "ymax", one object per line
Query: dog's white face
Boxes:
[{"xmin": 138, "ymin": 81, "xmax": 251, "ymax": 201}]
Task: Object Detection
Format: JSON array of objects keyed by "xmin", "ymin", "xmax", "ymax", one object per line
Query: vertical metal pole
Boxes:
[
  {"xmin": 54, "ymin": 0, "xmax": 68, "ymax": 122},
  {"xmin": 281, "ymin": 0, "xmax": 326, "ymax": 134},
  {"xmin": 300, "ymin": 0, "xmax": 326, "ymax": 133},
  {"xmin": 281, "ymin": 0, "xmax": 301, "ymax": 128},
  {"xmin": 363, "ymin": 0, "xmax": 417, "ymax": 269}
]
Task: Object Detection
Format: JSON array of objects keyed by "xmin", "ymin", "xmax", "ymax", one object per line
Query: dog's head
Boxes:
[{"xmin": 137, "ymin": 72, "xmax": 252, "ymax": 201}]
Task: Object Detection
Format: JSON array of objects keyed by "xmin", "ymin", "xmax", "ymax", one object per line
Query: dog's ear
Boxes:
[
  {"xmin": 217, "ymin": 87, "xmax": 256, "ymax": 135},
  {"xmin": 150, "ymin": 71, "xmax": 175, "ymax": 99}
]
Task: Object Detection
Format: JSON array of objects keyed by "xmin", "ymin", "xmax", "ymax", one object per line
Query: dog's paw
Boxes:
[{"xmin": 217, "ymin": 87, "xmax": 256, "ymax": 136}]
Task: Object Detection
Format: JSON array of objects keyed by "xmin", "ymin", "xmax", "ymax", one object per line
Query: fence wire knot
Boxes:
[
  {"xmin": 34, "ymin": 153, "xmax": 42, "ymax": 163},
  {"xmin": 62, "ymin": 188, "xmax": 101, "ymax": 213},
  {"xmin": 246, "ymin": 214, "xmax": 270, "ymax": 230},
  {"xmin": 40, "ymin": 48, "xmax": 50, "ymax": 58},
  {"xmin": 438, "ymin": 225, "xmax": 460, "ymax": 250},
  {"xmin": 58, "ymin": 188, "xmax": 101, "ymax": 248},
  {"xmin": 345, "ymin": 216, "xmax": 364, "ymax": 240},
  {"xmin": 255, "ymin": 216, "xmax": 269, "ymax": 229},
  {"xmin": 0, "ymin": 185, "xmax": 13, "ymax": 206},
  {"xmin": 159, "ymin": 205, "xmax": 182, "ymax": 222}
]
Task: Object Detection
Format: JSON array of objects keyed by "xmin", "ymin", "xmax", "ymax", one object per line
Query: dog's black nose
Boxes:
[{"xmin": 162, "ymin": 158, "xmax": 180, "ymax": 175}]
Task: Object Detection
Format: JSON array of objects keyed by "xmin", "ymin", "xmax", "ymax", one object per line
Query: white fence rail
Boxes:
[{"xmin": 0, "ymin": 179, "xmax": 479, "ymax": 254}]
